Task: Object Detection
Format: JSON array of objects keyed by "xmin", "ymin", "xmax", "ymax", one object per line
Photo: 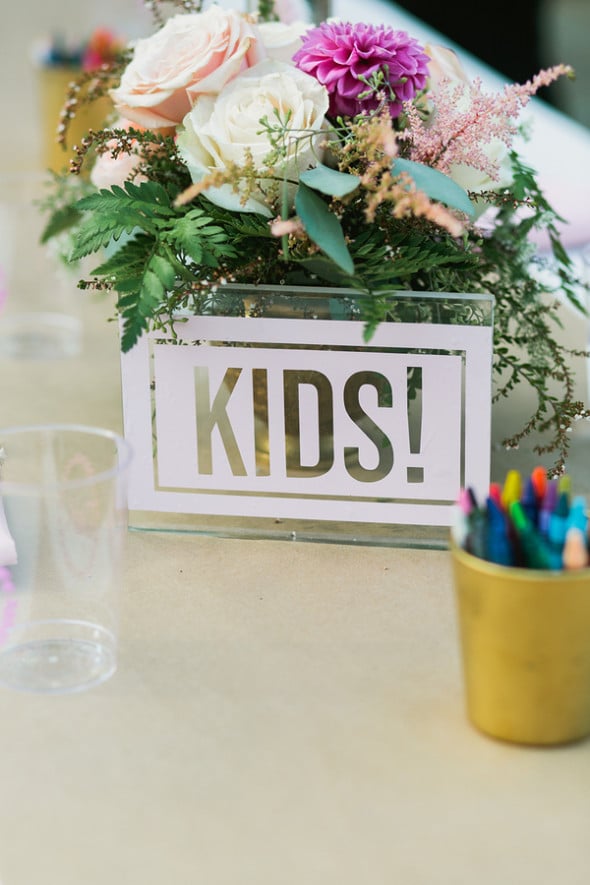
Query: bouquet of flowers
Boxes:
[{"xmin": 40, "ymin": 0, "xmax": 590, "ymax": 475}]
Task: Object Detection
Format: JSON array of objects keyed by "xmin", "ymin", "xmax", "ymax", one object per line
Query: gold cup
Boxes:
[
  {"xmin": 450, "ymin": 541, "xmax": 590, "ymax": 746},
  {"xmin": 36, "ymin": 66, "xmax": 113, "ymax": 174}
]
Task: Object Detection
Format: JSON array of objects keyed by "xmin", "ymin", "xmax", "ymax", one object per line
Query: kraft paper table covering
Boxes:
[
  {"xmin": 1, "ymin": 5, "xmax": 590, "ymax": 884},
  {"xmin": 0, "ymin": 252, "xmax": 589, "ymax": 885}
]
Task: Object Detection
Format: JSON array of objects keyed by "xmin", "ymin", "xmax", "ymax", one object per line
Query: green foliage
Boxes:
[
  {"xmin": 40, "ymin": 204, "xmax": 84, "ymax": 244},
  {"xmin": 300, "ymin": 164, "xmax": 361, "ymax": 198},
  {"xmin": 295, "ymin": 182, "xmax": 354, "ymax": 274},
  {"xmin": 70, "ymin": 180, "xmax": 236, "ymax": 348},
  {"xmin": 391, "ymin": 158, "xmax": 475, "ymax": 217}
]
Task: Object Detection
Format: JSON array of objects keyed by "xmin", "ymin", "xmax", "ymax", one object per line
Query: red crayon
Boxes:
[{"xmin": 488, "ymin": 482, "xmax": 503, "ymax": 509}]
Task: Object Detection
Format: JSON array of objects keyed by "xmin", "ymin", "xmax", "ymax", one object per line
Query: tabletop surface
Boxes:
[{"xmin": 1, "ymin": 2, "xmax": 590, "ymax": 883}]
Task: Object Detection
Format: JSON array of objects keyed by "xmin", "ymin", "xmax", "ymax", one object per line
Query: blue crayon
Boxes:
[
  {"xmin": 485, "ymin": 496, "xmax": 514, "ymax": 566},
  {"xmin": 520, "ymin": 476, "xmax": 539, "ymax": 527},
  {"xmin": 547, "ymin": 491, "xmax": 570, "ymax": 549},
  {"xmin": 566, "ymin": 496, "xmax": 588, "ymax": 535}
]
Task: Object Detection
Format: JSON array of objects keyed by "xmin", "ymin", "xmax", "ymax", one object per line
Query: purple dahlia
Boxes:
[{"xmin": 292, "ymin": 21, "xmax": 430, "ymax": 119}]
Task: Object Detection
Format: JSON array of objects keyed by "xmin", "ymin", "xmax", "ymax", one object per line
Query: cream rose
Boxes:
[
  {"xmin": 273, "ymin": 0, "xmax": 313, "ymax": 24},
  {"xmin": 110, "ymin": 9, "xmax": 264, "ymax": 130},
  {"xmin": 256, "ymin": 20, "xmax": 309, "ymax": 63},
  {"xmin": 425, "ymin": 42, "xmax": 470, "ymax": 93},
  {"xmin": 176, "ymin": 59, "xmax": 329, "ymax": 216},
  {"xmin": 425, "ymin": 43, "xmax": 514, "ymax": 206}
]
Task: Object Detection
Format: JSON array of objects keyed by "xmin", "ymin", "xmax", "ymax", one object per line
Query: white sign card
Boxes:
[{"xmin": 120, "ymin": 310, "xmax": 493, "ymax": 528}]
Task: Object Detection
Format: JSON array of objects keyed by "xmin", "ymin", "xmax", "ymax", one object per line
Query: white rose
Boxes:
[
  {"xmin": 177, "ymin": 59, "xmax": 329, "ymax": 216},
  {"xmin": 447, "ymin": 140, "xmax": 514, "ymax": 196},
  {"xmin": 110, "ymin": 9, "xmax": 264, "ymax": 129},
  {"xmin": 256, "ymin": 20, "xmax": 309, "ymax": 63},
  {"xmin": 273, "ymin": 0, "xmax": 313, "ymax": 24}
]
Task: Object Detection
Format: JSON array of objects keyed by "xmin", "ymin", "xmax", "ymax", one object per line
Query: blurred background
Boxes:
[
  {"xmin": 1, "ymin": 0, "xmax": 589, "ymax": 173},
  {"xmin": 544, "ymin": 0, "xmax": 589, "ymax": 126}
]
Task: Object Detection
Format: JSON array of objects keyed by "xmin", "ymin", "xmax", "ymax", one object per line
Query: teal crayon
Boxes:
[
  {"xmin": 566, "ymin": 496, "xmax": 588, "ymax": 535},
  {"xmin": 466, "ymin": 506, "xmax": 487, "ymax": 560},
  {"xmin": 547, "ymin": 491, "xmax": 570, "ymax": 549}
]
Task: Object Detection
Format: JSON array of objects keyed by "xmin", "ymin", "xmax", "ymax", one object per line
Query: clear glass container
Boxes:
[{"xmin": 120, "ymin": 285, "xmax": 494, "ymax": 548}]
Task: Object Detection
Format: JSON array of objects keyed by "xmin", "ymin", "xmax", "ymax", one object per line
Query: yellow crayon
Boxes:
[
  {"xmin": 558, "ymin": 473, "xmax": 572, "ymax": 500},
  {"xmin": 501, "ymin": 469, "xmax": 522, "ymax": 511}
]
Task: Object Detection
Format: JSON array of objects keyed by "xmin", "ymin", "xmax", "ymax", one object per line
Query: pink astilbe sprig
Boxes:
[
  {"xmin": 403, "ymin": 64, "xmax": 574, "ymax": 181},
  {"xmin": 336, "ymin": 110, "xmax": 465, "ymax": 237}
]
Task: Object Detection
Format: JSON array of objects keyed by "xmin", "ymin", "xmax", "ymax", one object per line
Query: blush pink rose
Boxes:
[
  {"xmin": 90, "ymin": 118, "xmax": 148, "ymax": 190},
  {"xmin": 110, "ymin": 9, "xmax": 265, "ymax": 130}
]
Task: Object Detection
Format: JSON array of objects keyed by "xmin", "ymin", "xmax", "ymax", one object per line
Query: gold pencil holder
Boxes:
[{"xmin": 450, "ymin": 541, "xmax": 590, "ymax": 746}]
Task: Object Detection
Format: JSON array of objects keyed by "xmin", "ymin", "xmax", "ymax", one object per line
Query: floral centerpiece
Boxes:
[{"xmin": 41, "ymin": 0, "xmax": 589, "ymax": 475}]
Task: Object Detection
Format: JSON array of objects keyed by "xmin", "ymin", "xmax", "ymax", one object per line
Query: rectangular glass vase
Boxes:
[{"xmin": 119, "ymin": 284, "xmax": 494, "ymax": 548}]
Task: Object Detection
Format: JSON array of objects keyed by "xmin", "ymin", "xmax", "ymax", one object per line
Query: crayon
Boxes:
[
  {"xmin": 558, "ymin": 473, "xmax": 572, "ymax": 500},
  {"xmin": 485, "ymin": 496, "xmax": 513, "ymax": 566},
  {"xmin": 501, "ymin": 469, "xmax": 522, "ymax": 511},
  {"xmin": 566, "ymin": 496, "xmax": 588, "ymax": 535},
  {"xmin": 538, "ymin": 479, "xmax": 558, "ymax": 537},
  {"xmin": 530, "ymin": 465, "xmax": 548, "ymax": 504},
  {"xmin": 450, "ymin": 503, "xmax": 470, "ymax": 549},
  {"xmin": 508, "ymin": 501, "xmax": 553, "ymax": 570},
  {"xmin": 562, "ymin": 527, "xmax": 589, "ymax": 570},
  {"xmin": 521, "ymin": 476, "xmax": 539, "ymax": 527},
  {"xmin": 466, "ymin": 506, "xmax": 487, "ymax": 560},
  {"xmin": 457, "ymin": 486, "xmax": 476, "ymax": 517},
  {"xmin": 488, "ymin": 482, "xmax": 503, "ymax": 510},
  {"xmin": 547, "ymin": 491, "xmax": 570, "ymax": 549},
  {"xmin": 455, "ymin": 470, "xmax": 589, "ymax": 573}
]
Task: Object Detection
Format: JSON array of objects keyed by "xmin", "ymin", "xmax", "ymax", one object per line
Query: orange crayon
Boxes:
[{"xmin": 530, "ymin": 465, "xmax": 547, "ymax": 503}]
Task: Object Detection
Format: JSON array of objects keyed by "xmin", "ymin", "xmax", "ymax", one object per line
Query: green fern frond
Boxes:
[
  {"xmin": 167, "ymin": 210, "xmax": 236, "ymax": 265},
  {"xmin": 40, "ymin": 205, "xmax": 84, "ymax": 244},
  {"xmin": 70, "ymin": 180, "xmax": 178, "ymax": 260},
  {"xmin": 117, "ymin": 251, "xmax": 174, "ymax": 352}
]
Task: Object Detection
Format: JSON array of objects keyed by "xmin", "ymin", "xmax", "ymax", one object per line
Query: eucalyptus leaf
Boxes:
[
  {"xmin": 295, "ymin": 182, "xmax": 354, "ymax": 274},
  {"xmin": 300, "ymin": 165, "xmax": 360, "ymax": 198},
  {"xmin": 392, "ymin": 158, "xmax": 475, "ymax": 217}
]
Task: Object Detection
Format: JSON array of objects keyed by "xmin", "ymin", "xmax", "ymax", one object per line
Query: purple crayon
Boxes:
[{"xmin": 538, "ymin": 479, "xmax": 558, "ymax": 537}]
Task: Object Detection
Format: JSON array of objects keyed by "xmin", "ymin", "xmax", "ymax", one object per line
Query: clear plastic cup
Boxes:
[
  {"xmin": 0, "ymin": 172, "xmax": 83, "ymax": 360},
  {"xmin": 0, "ymin": 424, "xmax": 132, "ymax": 693}
]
